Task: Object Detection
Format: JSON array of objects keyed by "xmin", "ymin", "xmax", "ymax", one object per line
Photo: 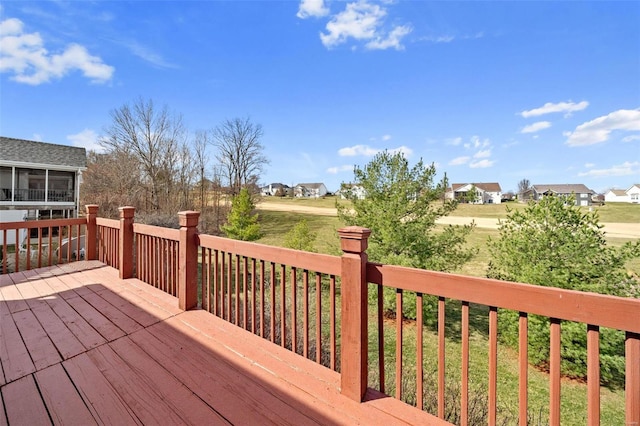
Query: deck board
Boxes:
[
  {"xmin": 0, "ymin": 261, "xmax": 442, "ymax": 425},
  {"xmin": 1, "ymin": 375, "xmax": 51, "ymax": 425},
  {"xmin": 34, "ymin": 363, "xmax": 97, "ymax": 425}
]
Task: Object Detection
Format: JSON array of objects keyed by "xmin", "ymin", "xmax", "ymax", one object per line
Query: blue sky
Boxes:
[{"xmin": 1, "ymin": 0, "xmax": 639, "ymax": 193}]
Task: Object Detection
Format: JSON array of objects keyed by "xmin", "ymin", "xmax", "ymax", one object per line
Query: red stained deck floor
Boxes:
[{"xmin": 0, "ymin": 261, "xmax": 442, "ymax": 425}]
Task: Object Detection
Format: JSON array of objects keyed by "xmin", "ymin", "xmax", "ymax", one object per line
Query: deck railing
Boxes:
[
  {"xmin": 1, "ymin": 216, "xmax": 86, "ymax": 274},
  {"xmin": 2, "ymin": 204, "xmax": 639, "ymax": 425}
]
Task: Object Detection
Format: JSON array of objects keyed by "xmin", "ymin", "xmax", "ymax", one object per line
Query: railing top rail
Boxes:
[
  {"xmin": 0, "ymin": 217, "xmax": 86, "ymax": 230},
  {"xmin": 367, "ymin": 262, "xmax": 640, "ymax": 333},
  {"xmin": 133, "ymin": 223, "xmax": 180, "ymax": 241},
  {"xmin": 199, "ymin": 233, "xmax": 342, "ymax": 276},
  {"xmin": 96, "ymin": 218, "xmax": 119, "ymax": 229}
]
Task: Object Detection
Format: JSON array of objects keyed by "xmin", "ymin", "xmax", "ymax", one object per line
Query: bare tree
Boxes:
[
  {"xmin": 213, "ymin": 117, "xmax": 268, "ymax": 195},
  {"xmin": 101, "ymin": 97, "xmax": 186, "ymax": 210},
  {"xmin": 193, "ymin": 130, "xmax": 211, "ymax": 212},
  {"xmin": 518, "ymin": 178, "xmax": 531, "ymax": 197},
  {"xmin": 82, "ymin": 151, "xmax": 145, "ymax": 217}
]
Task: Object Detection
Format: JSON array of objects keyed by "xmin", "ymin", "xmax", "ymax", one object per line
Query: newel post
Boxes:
[
  {"xmin": 178, "ymin": 211, "xmax": 200, "ymax": 311},
  {"xmin": 118, "ymin": 206, "xmax": 135, "ymax": 279},
  {"xmin": 85, "ymin": 204, "xmax": 98, "ymax": 261},
  {"xmin": 338, "ymin": 226, "xmax": 372, "ymax": 401}
]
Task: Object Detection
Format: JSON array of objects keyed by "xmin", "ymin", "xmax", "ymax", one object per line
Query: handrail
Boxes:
[
  {"xmin": 199, "ymin": 234, "xmax": 341, "ymax": 276},
  {"xmin": 96, "ymin": 217, "xmax": 119, "ymax": 229},
  {"xmin": 367, "ymin": 262, "xmax": 640, "ymax": 333},
  {"xmin": 0, "ymin": 217, "xmax": 85, "ymax": 230},
  {"xmin": 133, "ymin": 223, "xmax": 180, "ymax": 241}
]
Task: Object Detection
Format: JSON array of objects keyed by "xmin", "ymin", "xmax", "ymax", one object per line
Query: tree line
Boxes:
[{"xmin": 82, "ymin": 97, "xmax": 268, "ymax": 232}]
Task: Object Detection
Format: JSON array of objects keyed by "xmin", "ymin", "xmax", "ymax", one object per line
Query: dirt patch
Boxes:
[{"xmin": 256, "ymin": 202, "xmax": 640, "ymax": 239}]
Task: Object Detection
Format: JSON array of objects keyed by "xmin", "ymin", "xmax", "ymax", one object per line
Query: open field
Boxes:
[{"xmin": 257, "ymin": 196, "xmax": 640, "ymax": 222}]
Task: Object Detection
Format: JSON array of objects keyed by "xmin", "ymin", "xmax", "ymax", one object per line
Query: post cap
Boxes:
[
  {"xmin": 85, "ymin": 204, "xmax": 99, "ymax": 214},
  {"xmin": 118, "ymin": 206, "xmax": 135, "ymax": 218},
  {"xmin": 338, "ymin": 226, "xmax": 371, "ymax": 254},
  {"xmin": 178, "ymin": 211, "xmax": 200, "ymax": 227}
]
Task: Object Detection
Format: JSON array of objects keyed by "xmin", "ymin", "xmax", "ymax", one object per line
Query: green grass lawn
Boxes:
[
  {"xmin": 257, "ymin": 195, "xmax": 346, "ymax": 209},
  {"xmin": 256, "ymin": 208, "xmax": 633, "ymax": 423}
]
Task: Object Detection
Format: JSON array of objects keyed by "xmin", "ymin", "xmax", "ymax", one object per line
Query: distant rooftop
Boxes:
[{"xmin": 1, "ymin": 136, "xmax": 86, "ymax": 168}]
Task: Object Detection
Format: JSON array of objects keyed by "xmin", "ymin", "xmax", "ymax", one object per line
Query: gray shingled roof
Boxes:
[
  {"xmin": 532, "ymin": 184, "xmax": 593, "ymax": 194},
  {"xmin": 452, "ymin": 182, "xmax": 502, "ymax": 192},
  {"xmin": 0, "ymin": 136, "xmax": 86, "ymax": 168}
]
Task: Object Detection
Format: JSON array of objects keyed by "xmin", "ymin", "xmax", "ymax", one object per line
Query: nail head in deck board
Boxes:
[
  {"xmin": 0, "ymin": 301, "xmax": 36, "ymax": 383},
  {"xmin": 35, "ymin": 364, "xmax": 96, "ymax": 425},
  {"xmin": 1, "ymin": 375, "xmax": 51, "ymax": 425},
  {"xmin": 62, "ymin": 353, "xmax": 141, "ymax": 425}
]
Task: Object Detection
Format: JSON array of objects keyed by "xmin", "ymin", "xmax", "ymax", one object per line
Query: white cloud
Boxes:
[
  {"xmin": 388, "ymin": 145, "xmax": 413, "ymax": 157},
  {"xmin": 424, "ymin": 35, "xmax": 455, "ymax": 43},
  {"xmin": 584, "ymin": 163, "xmax": 595, "ymax": 168},
  {"xmin": 565, "ymin": 109, "xmax": 640, "ymax": 147},
  {"xmin": 327, "ymin": 165, "xmax": 353, "ymax": 174},
  {"xmin": 473, "ymin": 149, "xmax": 491, "ymax": 159},
  {"xmin": 0, "ymin": 17, "xmax": 114, "ymax": 85},
  {"xmin": 365, "ymin": 25, "xmax": 412, "ymax": 50},
  {"xmin": 381, "ymin": 134, "xmax": 392, "ymax": 141},
  {"xmin": 520, "ymin": 101, "xmax": 589, "ymax": 118},
  {"xmin": 338, "ymin": 144, "xmax": 379, "ymax": 156},
  {"xmin": 67, "ymin": 129, "xmax": 106, "ymax": 153},
  {"xmin": 319, "ymin": 1, "xmax": 411, "ymax": 50},
  {"xmin": 449, "ymin": 156, "xmax": 470, "ymax": 166},
  {"xmin": 297, "ymin": 0, "xmax": 329, "ymax": 19},
  {"xmin": 622, "ymin": 134, "xmax": 640, "ymax": 143},
  {"xmin": 124, "ymin": 40, "xmax": 177, "ymax": 69},
  {"xmin": 421, "ymin": 32, "xmax": 483, "ymax": 44},
  {"xmin": 469, "ymin": 159, "xmax": 494, "ymax": 168},
  {"xmin": 521, "ymin": 121, "xmax": 551, "ymax": 134},
  {"xmin": 446, "ymin": 137, "xmax": 462, "ymax": 146},
  {"xmin": 468, "ymin": 135, "xmax": 490, "ymax": 149},
  {"xmin": 578, "ymin": 161, "xmax": 640, "ymax": 177}
]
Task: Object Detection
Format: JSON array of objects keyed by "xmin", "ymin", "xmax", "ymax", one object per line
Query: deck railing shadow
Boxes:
[
  {"xmin": 1, "ymin": 204, "xmax": 638, "ymax": 425},
  {"xmin": 0, "ymin": 265, "xmax": 347, "ymax": 425}
]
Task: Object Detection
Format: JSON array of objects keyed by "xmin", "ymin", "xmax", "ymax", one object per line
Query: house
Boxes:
[
  {"xmin": 260, "ymin": 183, "xmax": 291, "ymax": 197},
  {"xmin": 337, "ymin": 183, "xmax": 366, "ymax": 200},
  {"xmin": 604, "ymin": 184, "xmax": 640, "ymax": 203},
  {"xmin": 294, "ymin": 183, "xmax": 328, "ymax": 198},
  {"xmin": 520, "ymin": 184, "xmax": 594, "ymax": 206},
  {"xmin": 0, "ymin": 136, "xmax": 86, "ymax": 244},
  {"xmin": 447, "ymin": 182, "xmax": 502, "ymax": 204}
]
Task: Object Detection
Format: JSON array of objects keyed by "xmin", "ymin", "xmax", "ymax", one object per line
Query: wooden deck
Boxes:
[{"xmin": 0, "ymin": 261, "xmax": 442, "ymax": 425}]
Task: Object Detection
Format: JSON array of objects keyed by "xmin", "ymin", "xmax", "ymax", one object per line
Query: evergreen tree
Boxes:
[
  {"xmin": 487, "ymin": 195, "xmax": 640, "ymax": 386},
  {"xmin": 221, "ymin": 188, "xmax": 261, "ymax": 241},
  {"xmin": 284, "ymin": 219, "xmax": 317, "ymax": 252}
]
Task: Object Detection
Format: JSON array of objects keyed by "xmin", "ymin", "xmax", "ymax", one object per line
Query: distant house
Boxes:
[
  {"xmin": 604, "ymin": 184, "xmax": 640, "ymax": 204},
  {"xmin": 520, "ymin": 184, "xmax": 594, "ymax": 206},
  {"xmin": 294, "ymin": 183, "xmax": 328, "ymax": 198},
  {"xmin": 337, "ymin": 183, "xmax": 366, "ymax": 200},
  {"xmin": 260, "ymin": 183, "xmax": 291, "ymax": 197},
  {"xmin": 1, "ymin": 136, "xmax": 87, "ymax": 245},
  {"xmin": 501, "ymin": 192, "xmax": 516, "ymax": 202},
  {"xmin": 447, "ymin": 182, "xmax": 502, "ymax": 204}
]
